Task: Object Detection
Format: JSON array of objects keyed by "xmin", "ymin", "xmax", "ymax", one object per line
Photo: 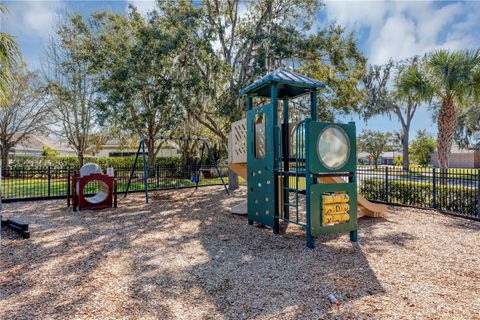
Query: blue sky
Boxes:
[{"xmin": 2, "ymin": 0, "xmax": 480, "ymax": 140}]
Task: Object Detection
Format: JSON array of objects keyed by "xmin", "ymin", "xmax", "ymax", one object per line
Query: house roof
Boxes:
[
  {"xmin": 103, "ymin": 138, "xmax": 179, "ymax": 150},
  {"xmin": 357, "ymin": 151, "xmax": 401, "ymax": 159},
  {"xmin": 239, "ymin": 67, "xmax": 326, "ymax": 98},
  {"xmin": 13, "ymin": 134, "xmax": 74, "ymax": 153}
]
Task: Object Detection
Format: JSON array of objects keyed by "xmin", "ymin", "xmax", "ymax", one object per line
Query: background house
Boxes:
[
  {"xmin": 10, "ymin": 135, "xmax": 181, "ymax": 159},
  {"xmin": 357, "ymin": 151, "xmax": 400, "ymax": 166},
  {"xmin": 96, "ymin": 139, "xmax": 180, "ymax": 158},
  {"xmin": 10, "ymin": 135, "xmax": 76, "ymax": 157},
  {"xmin": 431, "ymin": 147, "xmax": 480, "ymax": 168}
]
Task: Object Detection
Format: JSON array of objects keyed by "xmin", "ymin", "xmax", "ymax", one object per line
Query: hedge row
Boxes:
[
  {"xmin": 8, "ymin": 156, "xmax": 183, "ymax": 170},
  {"xmin": 360, "ymin": 179, "xmax": 478, "ymax": 217}
]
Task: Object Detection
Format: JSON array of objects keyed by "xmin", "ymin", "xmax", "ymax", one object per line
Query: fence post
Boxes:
[
  {"xmin": 67, "ymin": 169, "xmax": 71, "ymax": 207},
  {"xmin": 114, "ymin": 170, "xmax": 118, "ymax": 208},
  {"xmin": 477, "ymin": 171, "xmax": 480, "ymax": 217},
  {"xmin": 47, "ymin": 166, "xmax": 51, "ymax": 197},
  {"xmin": 385, "ymin": 166, "xmax": 389, "ymax": 203},
  {"xmin": 432, "ymin": 167, "xmax": 437, "ymax": 209}
]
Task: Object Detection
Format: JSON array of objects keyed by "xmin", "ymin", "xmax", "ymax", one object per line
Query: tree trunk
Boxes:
[
  {"xmin": 228, "ymin": 169, "xmax": 239, "ymax": 191},
  {"xmin": 147, "ymin": 139, "xmax": 156, "ymax": 178},
  {"xmin": 436, "ymin": 97, "xmax": 456, "ymax": 171},
  {"xmin": 402, "ymin": 129, "xmax": 409, "ymax": 171},
  {"xmin": 78, "ymin": 152, "xmax": 84, "ymax": 168},
  {"xmin": 223, "ymin": 138, "xmax": 239, "ymax": 190},
  {"xmin": 1, "ymin": 147, "xmax": 9, "ymax": 175}
]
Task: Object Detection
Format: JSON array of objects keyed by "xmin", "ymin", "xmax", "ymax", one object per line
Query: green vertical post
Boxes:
[
  {"xmin": 349, "ymin": 168, "xmax": 358, "ymax": 242},
  {"xmin": 305, "ymin": 119, "xmax": 314, "ymax": 248},
  {"xmin": 271, "ymin": 82, "xmax": 280, "ymax": 234},
  {"xmin": 307, "ymin": 89, "xmax": 317, "ymax": 248},
  {"xmin": 310, "ymin": 90, "xmax": 317, "ymax": 121},
  {"xmin": 246, "ymin": 95, "xmax": 253, "ymax": 225},
  {"xmin": 246, "ymin": 96, "xmax": 253, "ymax": 111},
  {"xmin": 349, "ymin": 121, "xmax": 358, "ymax": 242},
  {"xmin": 282, "ymin": 97, "xmax": 290, "ymax": 221}
]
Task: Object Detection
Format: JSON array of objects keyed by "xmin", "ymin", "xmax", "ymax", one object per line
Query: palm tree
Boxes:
[
  {"xmin": 0, "ymin": 4, "xmax": 21, "ymax": 101},
  {"xmin": 393, "ymin": 58, "xmax": 432, "ymax": 170},
  {"xmin": 426, "ymin": 49, "xmax": 480, "ymax": 170}
]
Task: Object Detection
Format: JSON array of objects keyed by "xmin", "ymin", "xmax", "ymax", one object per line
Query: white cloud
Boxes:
[
  {"xmin": 22, "ymin": 2, "xmax": 61, "ymax": 37},
  {"xmin": 127, "ymin": 0, "xmax": 156, "ymax": 16},
  {"xmin": 325, "ymin": 0, "xmax": 387, "ymax": 29},
  {"xmin": 3, "ymin": 1, "xmax": 64, "ymax": 39},
  {"xmin": 324, "ymin": 0, "xmax": 480, "ymax": 64},
  {"xmin": 370, "ymin": 14, "xmax": 417, "ymax": 64}
]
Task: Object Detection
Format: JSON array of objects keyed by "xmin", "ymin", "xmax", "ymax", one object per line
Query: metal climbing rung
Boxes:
[
  {"xmin": 282, "ymin": 203, "xmax": 297, "ymax": 207},
  {"xmin": 282, "ymin": 187, "xmax": 306, "ymax": 194},
  {"xmin": 280, "ymin": 171, "xmax": 306, "ymax": 177}
]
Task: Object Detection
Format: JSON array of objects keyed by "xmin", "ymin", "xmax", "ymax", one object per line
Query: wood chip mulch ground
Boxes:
[{"xmin": 1, "ymin": 186, "xmax": 479, "ymax": 319}]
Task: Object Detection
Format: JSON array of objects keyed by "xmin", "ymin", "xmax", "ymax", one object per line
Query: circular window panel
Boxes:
[{"xmin": 317, "ymin": 126, "xmax": 350, "ymax": 170}]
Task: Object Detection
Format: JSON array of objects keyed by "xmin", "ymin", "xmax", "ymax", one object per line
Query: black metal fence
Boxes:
[
  {"xmin": 358, "ymin": 166, "xmax": 480, "ymax": 219},
  {"xmin": 0, "ymin": 165, "xmax": 229, "ymax": 202},
  {"xmin": 2, "ymin": 165, "xmax": 479, "ymax": 219}
]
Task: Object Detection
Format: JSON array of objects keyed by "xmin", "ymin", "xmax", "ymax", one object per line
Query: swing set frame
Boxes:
[{"xmin": 124, "ymin": 136, "xmax": 229, "ymax": 204}]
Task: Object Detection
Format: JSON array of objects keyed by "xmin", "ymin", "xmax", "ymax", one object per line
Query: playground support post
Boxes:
[
  {"xmin": 141, "ymin": 138, "xmax": 149, "ymax": 204},
  {"xmin": 310, "ymin": 90, "xmax": 317, "ymax": 121},
  {"xmin": 124, "ymin": 141, "xmax": 143, "ymax": 198},
  {"xmin": 246, "ymin": 95, "xmax": 254, "ymax": 226},
  {"xmin": 282, "ymin": 97, "xmax": 289, "ymax": 221},
  {"xmin": 246, "ymin": 96, "xmax": 253, "ymax": 111},
  {"xmin": 304, "ymin": 119, "xmax": 315, "ymax": 248},
  {"xmin": 204, "ymin": 141, "xmax": 230, "ymax": 196},
  {"xmin": 349, "ymin": 121, "xmax": 358, "ymax": 242},
  {"xmin": 271, "ymin": 82, "xmax": 280, "ymax": 235},
  {"xmin": 305, "ymin": 89, "xmax": 318, "ymax": 248}
]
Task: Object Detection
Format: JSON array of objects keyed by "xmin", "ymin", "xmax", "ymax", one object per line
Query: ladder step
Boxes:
[
  {"xmin": 280, "ymin": 171, "xmax": 306, "ymax": 177},
  {"xmin": 282, "ymin": 188, "xmax": 306, "ymax": 194},
  {"xmin": 282, "ymin": 203, "xmax": 297, "ymax": 207}
]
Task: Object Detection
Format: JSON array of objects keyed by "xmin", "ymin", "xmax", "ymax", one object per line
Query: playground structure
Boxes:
[
  {"xmin": 228, "ymin": 68, "xmax": 386, "ymax": 248},
  {"xmin": 124, "ymin": 136, "xmax": 229, "ymax": 204},
  {"xmin": 68, "ymin": 163, "xmax": 117, "ymax": 211}
]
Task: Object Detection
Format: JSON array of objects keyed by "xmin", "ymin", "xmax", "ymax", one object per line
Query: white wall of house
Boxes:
[
  {"xmin": 96, "ymin": 148, "xmax": 180, "ymax": 158},
  {"xmin": 431, "ymin": 152, "xmax": 478, "ymax": 168}
]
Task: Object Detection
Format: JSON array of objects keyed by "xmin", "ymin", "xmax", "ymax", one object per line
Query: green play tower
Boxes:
[{"xmin": 240, "ymin": 67, "xmax": 358, "ymax": 248}]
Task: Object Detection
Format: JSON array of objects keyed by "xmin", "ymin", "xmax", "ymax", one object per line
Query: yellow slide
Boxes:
[{"xmin": 228, "ymin": 163, "xmax": 386, "ymax": 218}]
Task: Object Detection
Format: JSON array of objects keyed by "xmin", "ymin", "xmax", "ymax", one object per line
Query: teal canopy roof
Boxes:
[{"xmin": 240, "ymin": 67, "xmax": 325, "ymax": 98}]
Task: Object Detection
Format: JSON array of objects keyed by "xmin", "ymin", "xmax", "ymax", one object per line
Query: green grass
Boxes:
[
  {"xmin": 358, "ymin": 165, "xmax": 479, "ymax": 179},
  {"xmin": 2, "ymin": 166, "xmax": 476, "ymax": 200},
  {"xmin": 359, "ymin": 164, "xmax": 479, "ymax": 173},
  {"xmin": 1, "ymin": 177, "xmax": 232, "ymax": 199}
]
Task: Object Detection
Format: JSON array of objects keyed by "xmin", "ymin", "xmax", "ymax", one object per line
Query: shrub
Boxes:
[
  {"xmin": 360, "ymin": 179, "xmax": 478, "ymax": 216},
  {"xmin": 8, "ymin": 156, "xmax": 182, "ymax": 170}
]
